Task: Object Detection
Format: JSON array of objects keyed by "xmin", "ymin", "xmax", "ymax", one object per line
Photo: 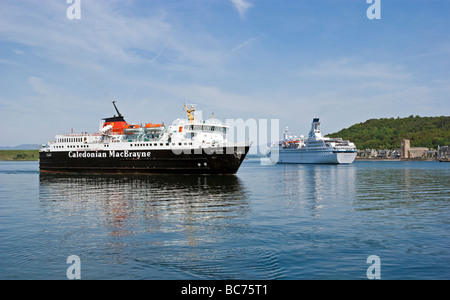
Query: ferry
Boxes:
[
  {"xmin": 269, "ymin": 118, "xmax": 357, "ymax": 164},
  {"xmin": 39, "ymin": 102, "xmax": 251, "ymax": 174}
]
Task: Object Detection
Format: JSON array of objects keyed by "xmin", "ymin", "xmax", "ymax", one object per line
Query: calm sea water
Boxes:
[{"xmin": 0, "ymin": 159, "xmax": 448, "ymax": 280}]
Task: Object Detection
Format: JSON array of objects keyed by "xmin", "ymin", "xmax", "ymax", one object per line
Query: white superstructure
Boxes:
[
  {"xmin": 45, "ymin": 105, "xmax": 234, "ymax": 154},
  {"xmin": 269, "ymin": 118, "xmax": 357, "ymax": 164}
]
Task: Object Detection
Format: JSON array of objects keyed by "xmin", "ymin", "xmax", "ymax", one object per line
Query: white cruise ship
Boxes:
[{"xmin": 269, "ymin": 118, "xmax": 357, "ymax": 164}]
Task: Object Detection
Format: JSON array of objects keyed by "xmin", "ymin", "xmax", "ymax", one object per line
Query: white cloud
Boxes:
[
  {"xmin": 297, "ymin": 57, "xmax": 411, "ymax": 81},
  {"xmin": 0, "ymin": 1, "xmax": 224, "ymax": 72},
  {"xmin": 231, "ymin": 38, "xmax": 257, "ymax": 53},
  {"xmin": 231, "ymin": 0, "xmax": 253, "ymax": 19}
]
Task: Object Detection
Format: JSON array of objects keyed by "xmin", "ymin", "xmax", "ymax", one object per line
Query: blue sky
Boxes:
[{"xmin": 0, "ymin": 0, "xmax": 449, "ymax": 146}]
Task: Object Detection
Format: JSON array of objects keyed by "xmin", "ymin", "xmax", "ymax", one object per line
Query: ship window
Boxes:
[
  {"xmin": 179, "ymin": 143, "xmax": 182, "ymax": 146},
  {"xmin": 130, "ymin": 144, "xmax": 133, "ymax": 147}
]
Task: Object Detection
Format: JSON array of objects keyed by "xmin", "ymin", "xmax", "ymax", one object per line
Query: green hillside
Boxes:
[
  {"xmin": 0, "ymin": 150, "xmax": 39, "ymax": 161},
  {"xmin": 327, "ymin": 115, "xmax": 450, "ymax": 150}
]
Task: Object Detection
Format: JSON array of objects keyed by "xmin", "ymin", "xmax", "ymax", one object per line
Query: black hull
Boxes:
[{"xmin": 39, "ymin": 146, "xmax": 250, "ymax": 175}]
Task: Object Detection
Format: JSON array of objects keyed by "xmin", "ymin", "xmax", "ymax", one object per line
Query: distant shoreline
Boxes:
[
  {"xmin": 356, "ymin": 158, "xmax": 438, "ymax": 162},
  {"xmin": 0, "ymin": 150, "xmax": 39, "ymax": 161},
  {"xmin": 0, "ymin": 150, "xmax": 445, "ymax": 162}
]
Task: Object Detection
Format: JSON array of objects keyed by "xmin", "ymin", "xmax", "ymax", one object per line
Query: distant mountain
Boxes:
[
  {"xmin": 0, "ymin": 144, "xmax": 41, "ymax": 150},
  {"xmin": 327, "ymin": 115, "xmax": 450, "ymax": 150}
]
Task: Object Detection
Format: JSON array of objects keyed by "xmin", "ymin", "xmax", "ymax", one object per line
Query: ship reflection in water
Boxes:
[{"xmin": 38, "ymin": 174, "xmax": 249, "ymax": 270}]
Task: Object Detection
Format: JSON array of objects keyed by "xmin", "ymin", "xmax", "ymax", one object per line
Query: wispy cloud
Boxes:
[
  {"xmin": 297, "ymin": 57, "xmax": 411, "ymax": 81},
  {"xmin": 231, "ymin": 0, "xmax": 253, "ymax": 19},
  {"xmin": 231, "ymin": 38, "xmax": 257, "ymax": 53},
  {"xmin": 0, "ymin": 1, "xmax": 227, "ymax": 72}
]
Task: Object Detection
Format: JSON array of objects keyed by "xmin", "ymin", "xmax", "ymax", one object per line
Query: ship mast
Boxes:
[{"xmin": 112, "ymin": 101, "xmax": 123, "ymax": 118}]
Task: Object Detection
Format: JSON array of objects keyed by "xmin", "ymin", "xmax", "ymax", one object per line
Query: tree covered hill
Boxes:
[{"xmin": 327, "ymin": 115, "xmax": 450, "ymax": 150}]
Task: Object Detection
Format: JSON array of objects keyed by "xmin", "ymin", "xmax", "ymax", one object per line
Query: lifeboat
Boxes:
[
  {"xmin": 124, "ymin": 124, "xmax": 143, "ymax": 135},
  {"xmin": 100, "ymin": 124, "xmax": 113, "ymax": 134},
  {"xmin": 144, "ymin": 123, "xmax": 164, "ymax": 133}
]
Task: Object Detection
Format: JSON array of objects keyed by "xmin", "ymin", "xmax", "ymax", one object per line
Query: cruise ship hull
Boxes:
[
  {"xmin": 39, "ymin": 146, "xmax": 250, "ymax": 175},
  {"xmin": 271, "ymin": 150, "xmax": 357, "ymax": 164}
]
